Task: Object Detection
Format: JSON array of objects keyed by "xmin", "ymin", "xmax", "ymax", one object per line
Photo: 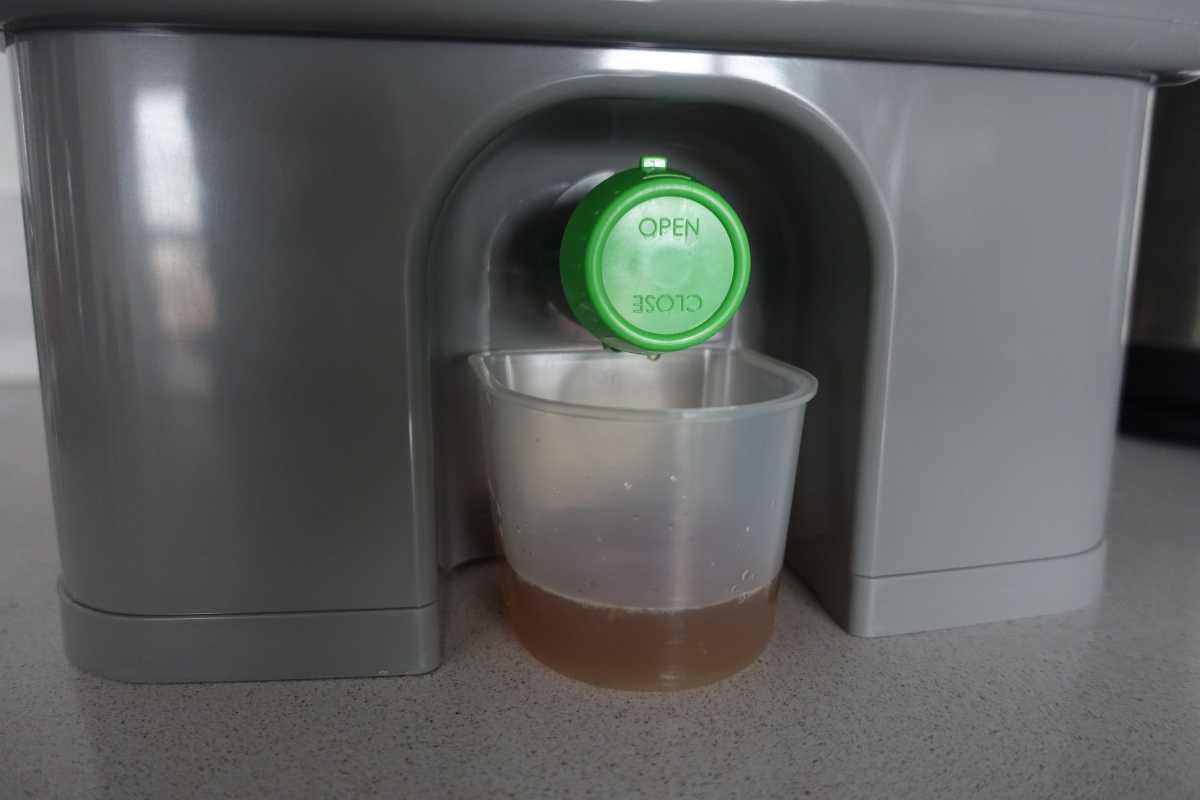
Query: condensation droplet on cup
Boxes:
[
  {"xmin": 647, "ymin": 353, "xmax": 662, "ymax": 362},
  {"xmin": 669, "ymin": 474, "xmax": 678, "ymax": 483},
  {"xmin": 632, "ymin": 513, "xmax": 640, "ymax": 520},
  {"xmin": 745, "ymin": 526, "xmax": 752, "ymax": 534},
  {"xmin": 740, "ymin": 569, "xmax": 750, "ymax": 581},
  {"xmin": 729, "ymin": 585, "xmax": 738, "ymax": 594},
  {"xmin": 623, "ymin": 481, "xmax": 633, "ymax": 491},
  {"xmin": 595, "ymin": 535, "xmax": 604, "ymax": 543}
]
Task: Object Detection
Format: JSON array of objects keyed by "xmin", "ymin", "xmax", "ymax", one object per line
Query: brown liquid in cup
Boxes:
[{"xmin": 498, "ymin": 561, "xmax": 780, "ymax": 691}]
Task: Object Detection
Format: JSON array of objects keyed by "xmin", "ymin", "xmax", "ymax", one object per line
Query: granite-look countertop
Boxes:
[{"xmin": 2, "ymin": 384, "xmax": 1199, "ymax": 799}]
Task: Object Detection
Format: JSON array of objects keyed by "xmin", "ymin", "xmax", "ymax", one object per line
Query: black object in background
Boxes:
[{"xmin": 1122, "ymin": 80, "xmax": 1200, "ymax": 445}]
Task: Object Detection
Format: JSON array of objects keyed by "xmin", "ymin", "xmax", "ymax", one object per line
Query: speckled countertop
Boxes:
[{"xmin": 2, "ymin": 383, "xmax": 1199, "ymax": 799}]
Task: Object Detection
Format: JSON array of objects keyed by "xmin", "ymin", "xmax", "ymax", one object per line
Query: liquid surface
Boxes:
[{"xmin": 498, "ymin": 562, "xmax": 780, "ymax": 691}]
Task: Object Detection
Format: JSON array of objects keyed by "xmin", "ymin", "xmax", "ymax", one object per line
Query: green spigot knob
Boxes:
[{"xmin": 559, "ymin": 156, "xmax": 751, "ymax": 353}]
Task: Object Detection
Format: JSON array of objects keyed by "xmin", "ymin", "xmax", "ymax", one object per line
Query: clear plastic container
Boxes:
[{"xmin": 470, "ymin": 348, "xmax": 817, "ymax": 690}]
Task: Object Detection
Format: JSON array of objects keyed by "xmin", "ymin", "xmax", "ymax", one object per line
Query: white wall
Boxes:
[{"xmin": 0, "ymin": 52, "xmax": 37, "ymax": 384}]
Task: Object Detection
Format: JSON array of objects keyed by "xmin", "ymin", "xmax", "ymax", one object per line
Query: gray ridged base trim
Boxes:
[
  {"xmin": 59, "ymin": 582, "xmax": 440, "ymax": 683},
  {"xmin": 845, "ymin": 539, "xmax": 1107, "ymax": 637}
]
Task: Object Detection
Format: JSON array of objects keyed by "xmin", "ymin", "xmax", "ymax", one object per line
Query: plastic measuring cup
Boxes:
[{"xmin": 470, "ymin": 347, "xmax": 817, "ymax": 690}]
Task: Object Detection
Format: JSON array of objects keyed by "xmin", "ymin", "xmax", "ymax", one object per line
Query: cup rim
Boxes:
[{"xmin": 468, "ymin": 347, "xmax": 818, "ymax": 422}]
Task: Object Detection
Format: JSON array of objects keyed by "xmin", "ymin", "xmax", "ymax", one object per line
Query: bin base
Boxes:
[
  {"xmin": 835, "ymin": 539, "xmax": 1107, "ymax": 637},
  {"xmin": 58, "ymin": 582, "xmax": 440, "ymax": 683}
]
